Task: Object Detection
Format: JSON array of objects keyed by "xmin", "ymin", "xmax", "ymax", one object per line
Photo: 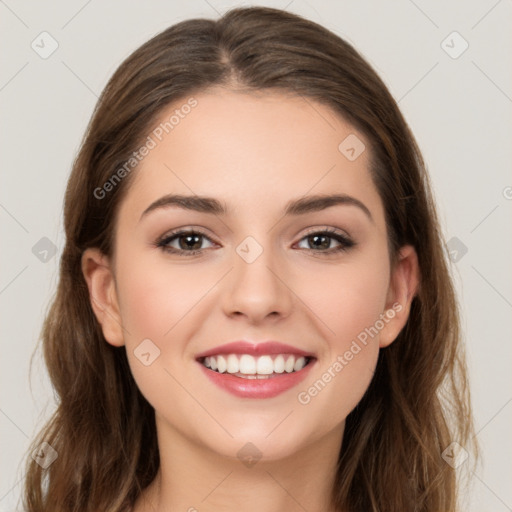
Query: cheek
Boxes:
[
  {"xmin": 291, "ymin": 250, "xmax": 389, "ymax": 420},
  {"xmin": 115, "ymin": 254, "xmax": 211, "ymax": 340},
  {"xmin": 295, "ymin": 249, "xmax": 390, "ymax": 348},
  {"xmin": 113, "ymin": 251, "xmax": 231, "ymax": 401}
]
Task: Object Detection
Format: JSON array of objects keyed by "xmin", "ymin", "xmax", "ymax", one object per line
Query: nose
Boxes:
[{"xmin": 221, "ymin": 241, "xmax": 294, "ymax": 324}]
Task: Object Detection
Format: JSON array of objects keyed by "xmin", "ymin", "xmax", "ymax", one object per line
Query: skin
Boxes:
[{"xmin": 82, "ymin": 88, "xmax": 419, "ymax": 512}]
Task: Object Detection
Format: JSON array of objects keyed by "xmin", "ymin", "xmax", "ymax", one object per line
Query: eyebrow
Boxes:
[{"xmin": 139, "ymin": 193, "xmax": 373, "ymax": 222}]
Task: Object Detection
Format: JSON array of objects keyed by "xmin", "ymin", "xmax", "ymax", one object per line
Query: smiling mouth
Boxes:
[{"xmin": 198, "ymin": 353, "xmax": 315, "ymax": 379}]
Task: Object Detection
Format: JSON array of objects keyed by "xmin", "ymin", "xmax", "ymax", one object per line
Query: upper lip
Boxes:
[{"xmin": 195, "ymin": 341, "xmax": 316, "ymax": 360}]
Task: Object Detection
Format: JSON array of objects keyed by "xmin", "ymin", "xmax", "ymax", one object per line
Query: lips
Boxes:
[
  {"xmin": 195, "ymin": 340, "xmax": 315, "ymax": 360},
  {"xmin": 195, "ymin": 340, "xmax": 317, "ymax": 399}
]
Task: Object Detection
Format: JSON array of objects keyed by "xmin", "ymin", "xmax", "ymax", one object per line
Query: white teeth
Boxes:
[
  {"xmin": 273, "ymin": 355, "xmax": 285, "ymax": 374},
  {"xmin": 284, "ymin": 355, "xmax": 295, "ymax": 373},
  {"xmin": 294, "ymin": 356, "xmax": 306, "ymax": 372},
  {"xmin": 201, "ymin": 353, "xmax": 310, "ymax": 375},
  {"xmin": 256, "ymin": 355, "xmax": 274, "ymax": 374},
  {"xmin": 239, "ymin": 354, "xmax": 256, "ymax": 374},
  {"xmin": 216, "ymin": 355, "xmax": 227, "ymax": 373},
  {"xmin": 226, "ymin": 354, "xmax": 239, "ymax": 373}
]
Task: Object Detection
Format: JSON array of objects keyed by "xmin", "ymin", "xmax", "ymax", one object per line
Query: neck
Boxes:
[{"xmin": 133, "ymin": 415, "xmax": 344, "ymax": 512}]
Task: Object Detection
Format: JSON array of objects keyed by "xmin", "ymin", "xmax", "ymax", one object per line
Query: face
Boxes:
[{"xmin": 83, "ymin": 88, "xmax": 418, "ymax": 462}]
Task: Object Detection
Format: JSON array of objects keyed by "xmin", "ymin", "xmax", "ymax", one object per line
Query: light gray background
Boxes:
[{"xmin": 1, "ymin": 1, "xmax": 511, "ymax": 510}]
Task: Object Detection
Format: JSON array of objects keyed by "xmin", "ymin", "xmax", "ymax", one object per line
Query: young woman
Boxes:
[{"xmin": 23, "ymin": 6, "xmax": 476, "ymax": 511}]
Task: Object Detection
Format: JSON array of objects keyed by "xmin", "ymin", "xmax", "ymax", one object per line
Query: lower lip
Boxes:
[{"xmin": 196, "ymin": 359, "xmax": 316, "ymax": 399}]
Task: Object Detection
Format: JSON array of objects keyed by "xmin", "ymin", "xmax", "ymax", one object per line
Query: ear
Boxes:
[
  {"xmin": 81, "ymin": 248, "xmax": 125, "ymax": 347},
  {"xmin": 379, "ymin": 244, "xmax": 420, "ymax": 348}
]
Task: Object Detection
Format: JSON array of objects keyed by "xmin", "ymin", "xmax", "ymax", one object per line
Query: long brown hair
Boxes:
[{"xmin": 22, "ymin": 6, "xmax": 476, "ymax": 511}]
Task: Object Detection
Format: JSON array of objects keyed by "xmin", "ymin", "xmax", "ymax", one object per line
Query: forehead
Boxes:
[{"xmin": 118, "ymin": 88, "xmax": 384, "ymax": 225}]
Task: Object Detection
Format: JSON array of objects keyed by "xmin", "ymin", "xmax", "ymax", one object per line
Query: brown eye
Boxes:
[
  {"xmin": 296, "ymin": 229, "xmax": 355, "ymax": 254},
  {"xmin": 157, "ymin": 230, "xmax": 215, "ymax": 255},
  {"xmin": 176, "ymin": 233, "xmax": 203, "ymax": 251}
]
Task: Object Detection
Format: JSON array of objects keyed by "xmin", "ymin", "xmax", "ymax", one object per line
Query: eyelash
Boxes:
[{"xmin": 155, "ymin": 227, "xmax": 355, "ymax": 257}]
